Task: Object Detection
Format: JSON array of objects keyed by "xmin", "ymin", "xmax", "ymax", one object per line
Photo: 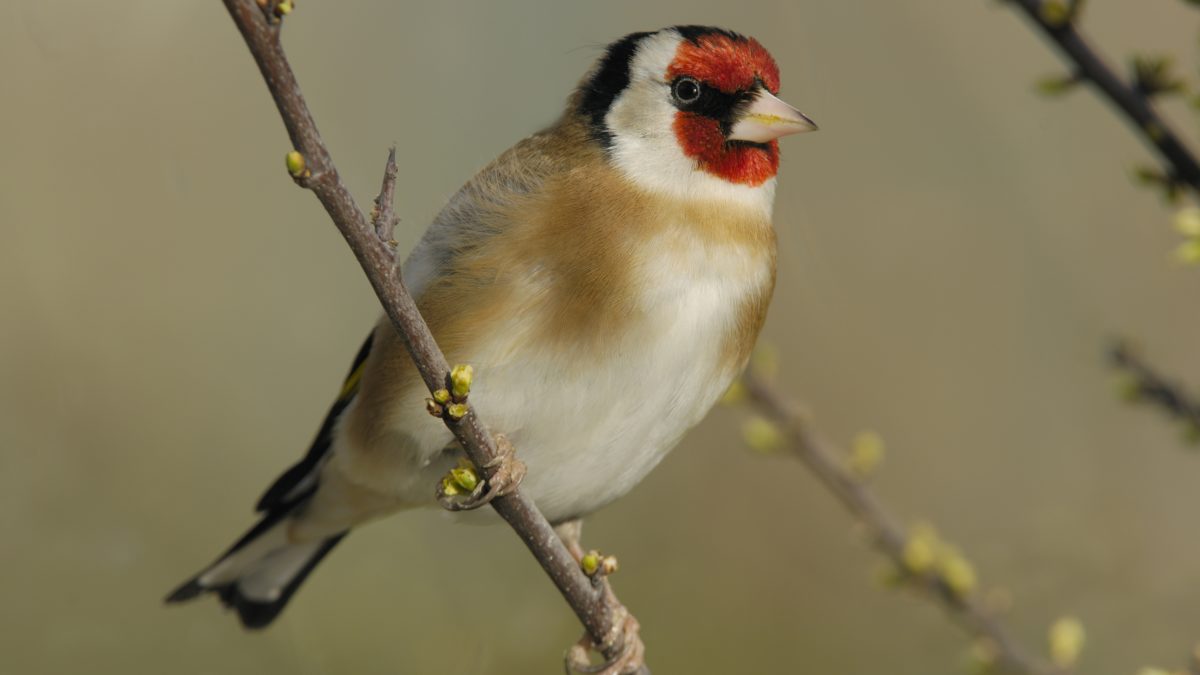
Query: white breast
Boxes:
[{"xmin": 458, "ymin": 226, "xmax": 772, "ymax": 522}]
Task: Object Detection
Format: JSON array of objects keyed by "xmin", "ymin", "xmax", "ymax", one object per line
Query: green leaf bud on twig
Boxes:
[
  {"xmin": 1048, "ymin": 616, "xmax": 1086, "ymax": 668},
  {"xmin": 285, "ymin": 150, "xmax": 306, "ymax": 177},
  {"xmin": 1113, "ymin": 373, "xmax": 1143, "ymax": 402},
  {"xmin": 450, "ymin": 364, "xmax": 474, "ymax": 401},
  {"xmin": 720, "ymin": 379, "xmax": 747, "ymax": 406},
  {"xmin": 902, "ymin": 523, "xmax": 937, "ymax": 574},
  {"xmin": 581, "ymin": 550, "xmax": 600, "ymax": 576},
  {"xmin": 446, "ymin": 402, "xmax": 469, "ymax": 420},
  {"xmin": 742, "ymin": 416, "xmax": 784, "ymax": 453},
  {"xmin": 449, "ymin": 463, "xmax": 478, "ymax": 493},
  {"xmin": 965, "ymin": 638, "xmax": 999, "ymax": 675},
  {"xmin": 1035, "ymin": 73, "xmax": 1080, "ymax": 97},
  {"xmin": 1039, "ymin": 1, "xmax": 1071, "ymax": 27},
  {"xmin": 848, "ymin": 431, "xmax": 885, "ymax": 477},
  {"xmin": 1173, "ymin": 239, "xmax": 1200, "ymax": 265},
  {"xmin": 1132, "ymin": 54, "xmax": 1186, "ymax": 98},
  {"xmin": 1174, "ymin": 207, "xmax": 1200, "ymax": 238},
  {"xmin": 936, "ymin": 544, "xmax": 978, "ymax": 598}
]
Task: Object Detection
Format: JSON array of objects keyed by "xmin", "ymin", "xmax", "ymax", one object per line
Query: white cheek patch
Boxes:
[{"xmin": 603, "ymin": 30, "xmax": 775, "ymax": 215}]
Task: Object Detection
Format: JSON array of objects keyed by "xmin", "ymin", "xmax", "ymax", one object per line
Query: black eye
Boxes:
[{"xmin": 672, "ymin": 77, "xmax": 702, "ymax": 105}]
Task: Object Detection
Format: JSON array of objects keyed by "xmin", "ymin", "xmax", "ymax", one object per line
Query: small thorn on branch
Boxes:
[{"xmin": 372, "ymin": 147, "xmax": 400, "ymax": 248}]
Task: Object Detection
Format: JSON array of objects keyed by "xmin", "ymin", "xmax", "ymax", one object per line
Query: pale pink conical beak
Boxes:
[{"xmin": 728, "ymin": 89, "xmax": 818, "ymax": 143}]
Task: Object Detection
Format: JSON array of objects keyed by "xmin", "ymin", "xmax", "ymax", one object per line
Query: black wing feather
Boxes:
[{"xmin": 255, "ymin": 331, "xmax": 374, "ymax": 512}]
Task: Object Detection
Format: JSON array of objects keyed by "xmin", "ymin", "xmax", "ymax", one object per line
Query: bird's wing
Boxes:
[
  {"xmin": 400, "ymin": 120, "xmax": 589, "ymax": 298},
  {"xmin": 255, "ymin": 118, "xmax": 588, "ymax": 512}
]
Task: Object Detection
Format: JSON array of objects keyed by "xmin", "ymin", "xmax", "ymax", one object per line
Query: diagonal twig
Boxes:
[
  {"xmin": 220, "ymin": 2, "xmax": 646, "ymax": 671},
  {"xmin": 1005, "ymin": 0, "xmax": 1200, "ymax": 194},
  {"xmin": 1110, "ymin": 341, "xmax": 1200, "ymax": 433},
  {"xmin": 743, "ymin": 372, "xmax": 1061, "ymax": 675}
]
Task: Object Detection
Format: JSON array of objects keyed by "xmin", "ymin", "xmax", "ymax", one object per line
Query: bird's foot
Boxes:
[
  {"xmin": 436, "ymin": 433, "xmax": 526, "ymax": 511},
  {"xmin": 564, "ymin": 591, "xmax": 645, "ymax": 675}
]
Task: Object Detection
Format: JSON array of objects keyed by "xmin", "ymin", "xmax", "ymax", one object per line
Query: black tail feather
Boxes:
[{"xmin": 214, "ymin": 533, "xmax": 347, "ymax": 630}]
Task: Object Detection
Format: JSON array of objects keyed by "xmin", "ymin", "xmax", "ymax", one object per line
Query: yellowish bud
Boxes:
[
  {"xmin": 848, "ymin": 431, "xmax": 885, "ymax": 477},
  {"xmin": 446, "ymin": 402, "xmax": 468, "ymax": 420},
  {"xmin": 936, "ymin": 546, "xmax": 977, "ymax": 598},
  {"xmin": 581, "ymin": 551, "xmax": 600, "ymax": 576},
  {"xmin": 432, "ymin": 388, "xmax": 451, "ymax": 405},
  {"xmin": 720, "ymin": 379, "xmax": 747, "ymax": 406},
  {"xmin": 1048, "ymin": 616, "xmax": 1086, "ymax": 668},
  {"xmin": 965, "ymin": 638, "xmax": 999, "ymax": 675},
  {"xmin": 902, "ymin": 534, "xmax": 935, "ymax": 574},
  {"xmin": 1039, "ymin": 0, "xmax": 1069, "ymax": 26},
  {"xmin": 440, "ymin": 475, "xmax": 461, "ymax": 497},
  {"xmin": 450, "ymin": 364, "xmax": 474, "ymax": 400},
  {"xmin": 1035, "ymin": 74, "xmax": 1078, "ymax": 97},
  {"xmin": 275, "ymin": 0, "xmax": 293, "ymax": 16},
  {"xmin": 1174, "ymin": 207, "xmax": 1200, "ymax": 238},
  {"xmin": 1174, "ymin": 239, "xmax": 1200, "ymax": 265},
  {"xmin": 742, "ymin": 416, "xmax": 784, "ymax": 453},
  {"xmin": 601, "ymin": 555, "xmax": 619, "ymax": 576},
  {"xmin": 285, "ymin": 150, "xmax": 305, "ymax": 177},
  {"xmin": 1113, "ymin": 373, "xmax": 1142, "ymax": 402},
  {"xmin": 449, "ymin": 465, "xmax": 478, "ymax": 493}
]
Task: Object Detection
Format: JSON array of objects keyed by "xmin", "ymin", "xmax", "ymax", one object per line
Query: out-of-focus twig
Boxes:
[
  {"xmin": 1110, "ymin": 342, "xmax": 1200, "ymax": 436},
  {"xmin": 1005, "ymin": 0, "xmax": 1200, "ymax": 197},
  {"xmin": 220, "ymin": 2, "xmax": 646, "ymax": 672},
  {"xmin": 743, "ymin": 371, "xmax": 1061, "ymax": 675}
]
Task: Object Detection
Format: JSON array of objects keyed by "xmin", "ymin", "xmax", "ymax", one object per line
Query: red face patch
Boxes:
[
  {"xmin": 666, "ymin": 33, "xmax": 780, "ymax": 95},
  {"xmin": 667, "ymin": 33, "xmax": 783, "ymax": 186},
  {"xmin": 673, "ymin": 115, "xmax": 780, "ymax": 187}
]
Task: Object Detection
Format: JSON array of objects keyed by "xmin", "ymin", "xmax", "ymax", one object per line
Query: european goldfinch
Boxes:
[{"xmin": 168, "ymin": 25, "xmax": 815, "ymax": 628}]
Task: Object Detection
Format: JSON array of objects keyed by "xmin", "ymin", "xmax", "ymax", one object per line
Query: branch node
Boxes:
[
  {"xmin": 372, "ymin": 147, "xmax": 399, "ymax": 245},
  {"xmin": 565, "ymin": 604, "xmax": 644, "ymax": 675},
  {"xmin": 436, "ymin": 434, "xmax": 527, "ymax": 511}
]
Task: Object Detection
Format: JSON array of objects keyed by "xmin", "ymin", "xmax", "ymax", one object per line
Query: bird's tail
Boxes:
[{"xmin": 165, "ymin": 505, "xmax": 347, "ymax": 629}]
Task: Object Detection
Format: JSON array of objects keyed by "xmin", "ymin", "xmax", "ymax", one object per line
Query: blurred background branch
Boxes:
[
  {"xmin": 1005, "ymin": 0, "xmax": 1200, "ymax": 441},
  {"xmin": 737, "ymin": 369, "xmax": 1066, "ymax": 675},
  {"xmin": 1007, "ymin": 0, "xmax": 1200, "ymax": 199},
  {"xmin": 1111, "ymin": 342, "xmax": 1200, "ymax": 443}
]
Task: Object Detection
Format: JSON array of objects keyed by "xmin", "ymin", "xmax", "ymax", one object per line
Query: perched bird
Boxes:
[{"xmin": 167, "ymin": 24, "xmax": 816, "ymax": 628}]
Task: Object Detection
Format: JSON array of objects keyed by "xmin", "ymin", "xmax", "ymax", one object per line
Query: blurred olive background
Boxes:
[{"xmin": 3, "ymin": 1, "xmax": 1199, "ymax": 673}]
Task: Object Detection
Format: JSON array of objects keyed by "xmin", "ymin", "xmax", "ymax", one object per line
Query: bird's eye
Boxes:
[{"xmin": 672, "ymin": 77, "xmax": 702, "ymax": 105}]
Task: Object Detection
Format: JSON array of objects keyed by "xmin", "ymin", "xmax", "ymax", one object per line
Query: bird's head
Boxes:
[{"xmin": 577, "ymin": 26, "xmax": 815, "ymax": 205}]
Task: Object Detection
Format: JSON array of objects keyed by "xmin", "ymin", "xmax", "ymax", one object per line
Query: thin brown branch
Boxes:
[
  {"xmin": 1006, "ymin": 0, "xmax": 1200, "ymax": 194},
  {"xmin": 1110, "ymin": 341, "xmax": 1200, "ymax": 435},
  {"xmin": 743, "ymin": 372, "xmax": 1060, "ymax": 675},
  {"xmin": 220, "ymin": 2, "xmax": 645, "ymax": 671}
]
